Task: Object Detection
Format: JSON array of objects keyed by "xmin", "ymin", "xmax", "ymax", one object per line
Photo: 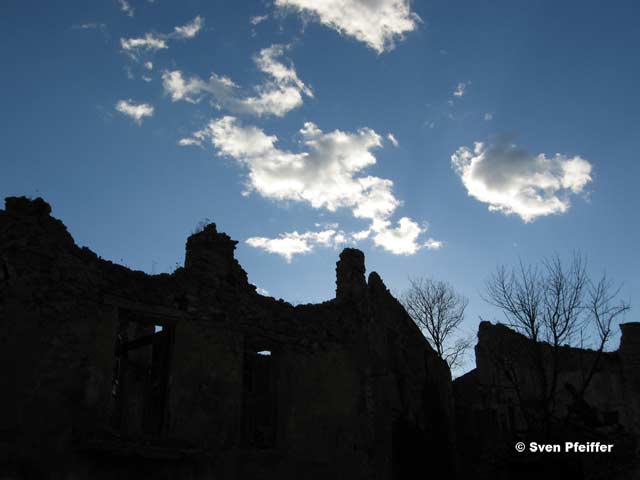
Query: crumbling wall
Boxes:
[
  {"xmin": 0, "ymin": 197, "xmax": 455, "ymax": 479},
  {"xmin": 454, "ymin": 321, "xmax": 640, "ymax": 480}
]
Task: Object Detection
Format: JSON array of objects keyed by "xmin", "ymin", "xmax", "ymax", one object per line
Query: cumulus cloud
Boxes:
[
  {"xmin": 115, "ymin": 99, "xmax": 154, "ymax": 124},
  {"xmin": 275, "ymin": 0, "xmax": 420, "ymax": 53},
  {"xmin": 181, "ymin": 116, "xmax": 437, "ymax": 258},
  {"xmin": 206, "ymin": 117, "xmax": 393, "ymax": 216},
  {"xmin": 451, "ymin": 139, "xmax": 593, "ymax": 222},
  {"xmin": 371, "ymin": 217, "xmax": 423, "ymax": 254},
  {"xmin": 120, "ymin": 16, "xmax": 204, "ymax": 59},
  {"xmin": 163, "ymin": 44, "xmax": 312, "ymax": 117}
]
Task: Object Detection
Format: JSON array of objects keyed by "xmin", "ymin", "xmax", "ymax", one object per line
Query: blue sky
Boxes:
[{"xmin": 1, "ymin": 0, "xmax": 639, "ymax": 370}]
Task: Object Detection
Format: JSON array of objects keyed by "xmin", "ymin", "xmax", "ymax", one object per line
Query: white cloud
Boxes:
[
  {"xmin": 247, "ymin": 229, "xmax": 343, "ymax": 262},
  {"xmin": 181, "ymin": 116, "xmax": 438, "ymax": 258},
  {"xmin": 424, "ymin": 238, "xmax": 443, "ymax": 250},
  {"xmin": 120, "ymin": 34, "xmax": 167, "ymax": 55},
  {"xmin": 178, "ymin": 128, "xmax": 207, "ymax": 147},
  {"xmin": 115, "ymin": 99, "xmax": 154, "ymax": 124},
  {"xmin": 352, "ymin": 229, "xmax": 371, "ymax": 240},
  {"xmin": 144, "ymin": 61, "xmax": 153, "ymax": 70},
  {"xmin": 206, "ymin": 117, "xmax": 393, "ymax": 216},
  {"xmin": 118, "ymin": 0, "xmax": 134, "ymax": 17},
  {"xmin": 451, "ymin": 140, "xmax": 593, "ymax": 222},
  {"xmin": 484, "ymin": 112, "xmax": 493, "ymax": 121},
  {"xmin": 251, "ymin": 15, "xmax": 268, "ymax": 25},
  {"xmin": 162, "ymin": 70, "xmax": 239, "ymax": 104},
  {"xmin": 163, "ymin": 44, "xmax": 312, "ymax": 117},
  {"xmin": 453, "ymin": 81, "xmax": 469, "ymax": 98},
  {"xmin": 178, "ymin": 137, "xmax": 202, "ymax": 147},
  {"xmin": 387, "ymin": 133, "xmax": 399, "ymax": 147},
  {"xmin": 275, "ymin": 0, "xmax": 420, "ymax": 54},
  {"xmin": 371, "ymin": 217, "xmax": 424, "ymax": 255},
  {"xmin": 240, "ymin": 44, "xmax": 313, "ymax": 116},
  {"xmin": 173, "ymin": 16, "xmax": 204, "ymax": 38},
  {"xmin": 120, "ymin": 16, "xmax": 204, "ymax": 59}
]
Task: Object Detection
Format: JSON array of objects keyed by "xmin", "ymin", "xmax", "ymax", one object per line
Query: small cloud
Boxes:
[
  {"xmin": 162, "ymin": 44, "xmax": 313, "ymax": 117},
  {"xmin": 314, "ymin": 222, "xmax": 339, "ymax": 229},
  {"xmin": 173, "ymin": 16, "xmax": 204, "ymax": 39},
  {"xmin": 424, "ymin": 238, "xmax": 443, "ymax": 250},
  {"xmin": 115, "ymin": 99, "xmax": 154, "ymax": 124},
  {"xmin": 144, "ymin": 61, "xmax": 153, "ymax": 70},
  {"xmin": 256, "ymin": 287, "xmax": 270, "ymax": 296},
  {"xmin": 121, "ymin": 34, "xmax": 167, "ymax": 56},
  {"xmin": 246, "ymin": 226, "xmax": 382, "ymax": 262},
  {"xmin": 117, "ymin": 0, "xmax": 134, "ymax": 17},
  {"xmin": 372, "ymin": 217, "xmax": 429, "ymax": 255},
  {"xmin": 453, "ymin": 81, "xmax": 470, "ymax": 98},
  {"xmin": 247, "ymin": 230, "xmax": 337, "ymax": 263},
  {"xmin": 352, "ymin": 229, "xmax": 371, "ymax": 240},
  {"xmin": 387, "ymin": 133, "xmax": 399, "ymax": 147},
  {"xmin": 484, "ymin": 112, "xmax": 493, "ymax": 121},
  {"xmin": 120, "ymin": 16, "xmax": 204, "ymax": 60},
  {"xmin": 250, "ymin": 15, "xmax": 268, "ymax": 25},
  {"xmin": 178, "ymin": 137, "xmax": 202, "ymax": 147}
]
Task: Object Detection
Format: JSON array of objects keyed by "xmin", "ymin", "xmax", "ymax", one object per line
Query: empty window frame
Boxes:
[
  {"xmin": 111, "ymin": 309, "xmax": 173, "ymax": 437},
  {"xmin": 242, "ymin": 342, "xmax": 277, "ymax": 448}
]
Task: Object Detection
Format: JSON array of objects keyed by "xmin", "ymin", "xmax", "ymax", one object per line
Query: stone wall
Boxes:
[
  {"xmin": 0, "ymin": 197, "xmax": 455, "ymax": 479},
  {"xmin": 454, "ymin": 321, "xmax": 640, "ymax": 479}
]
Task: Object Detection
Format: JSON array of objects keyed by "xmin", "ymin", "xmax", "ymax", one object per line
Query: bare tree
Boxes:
[
  {"xmin": 401, "ymin": 277, "xmax": 472, "ymax": 372},
  {"xmin": 483, "ymin": 253, "xmax": 630, "ymax": 434}
]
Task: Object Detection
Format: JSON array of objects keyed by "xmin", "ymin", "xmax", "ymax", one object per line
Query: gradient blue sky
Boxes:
[{"xmin": 1, "ymin": 0, "xmax": 638, "ymax": 371}]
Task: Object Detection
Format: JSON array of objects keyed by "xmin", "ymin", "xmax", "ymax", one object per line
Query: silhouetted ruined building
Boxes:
[
  {"xmin": 455, "ymin": 321, "xmax": 640, "ymax": 479},
  {"xmin": 0, "ymin": 197, "xmax": 455, "ymax": 479}
]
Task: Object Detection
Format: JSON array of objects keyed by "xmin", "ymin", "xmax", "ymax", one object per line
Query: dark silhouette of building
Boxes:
[{"xmin": 0, "ymin": 197, "xmax": 455, "ymax": 479}]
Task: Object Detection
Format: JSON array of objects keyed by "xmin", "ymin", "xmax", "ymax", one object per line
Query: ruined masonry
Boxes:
[{"xmin": 0, "ymin": 197, "xmax": 455, "ymax": 479}]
